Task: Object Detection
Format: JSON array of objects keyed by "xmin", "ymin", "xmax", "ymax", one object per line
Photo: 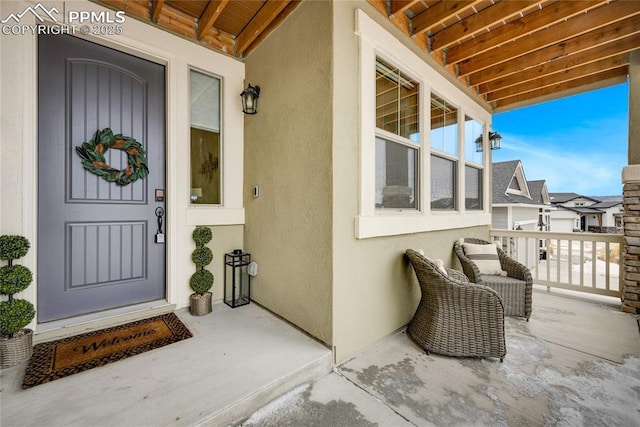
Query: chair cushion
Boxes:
[
  {"xmin": 415, "ymin": 249, "xmax": 448, "ymax": 277},
  {"xmin": 462, "ymin": 242, "xmax": 502, "ymax": 275}
]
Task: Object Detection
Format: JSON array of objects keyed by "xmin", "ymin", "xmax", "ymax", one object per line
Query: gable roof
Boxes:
[
  {"xmin": 492, "ymin": 160, "xmax": 548, "ymax": 206},
  {"xmin": 548, "ymin": 192, "xmax": 601, "ymax": 204},
  {"xmin": 591, "ymin": 195, "xmax": 623, "ymax": 203},
  {"xmin": 527, "ymin": 180, "xmax": 550, "ymax": 205},
  {"xmin": 591, "ymin": 200, "xmax": 623, "ymax": 209}
]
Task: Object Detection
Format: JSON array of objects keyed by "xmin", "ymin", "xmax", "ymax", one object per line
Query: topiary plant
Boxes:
[
  {"xmin": 189, "ymin": 269, "xmax": 214, "ymax": 294},
  {"xmin": 189, "ymin": 226, "xmax": 215, "ymax": 302},
  {"xmin": 0, "ymin": 234, "xmax": 35, "ymax": 338},
  {"xmin": 0, "ymin": 235, "xmax": 30, "ymax": 263},
  {"xmin": 0, "ymin": 265, "xmax": 33, "ymax": 295},
  {"xmin": 192, "ymin": 226, "xmax": 213, "ymax": 246},
  {"xmin": 0, "ymin": 299, "xmax": 35, "ymax": 336},
  {"xmin": 191, "ymin": 247, "xmax": 213, "ymax": 267}
]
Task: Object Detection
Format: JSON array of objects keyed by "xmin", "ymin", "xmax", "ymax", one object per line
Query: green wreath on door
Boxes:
[{"xmin": 75, "ymin": 128, "xmax": 149, "ymax": 186}]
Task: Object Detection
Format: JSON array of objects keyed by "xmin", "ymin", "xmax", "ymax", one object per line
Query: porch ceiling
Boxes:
[
  {"xmin": 370, "ymin": 0, "xmax": 640, "ymax": 112},
  {"xmin": 92, "ymin": 1, "xmax": 640, "ymax": 112},
  {"xmin": 93, "ymin": 0, "xmax": 301, "ymax": 58}
]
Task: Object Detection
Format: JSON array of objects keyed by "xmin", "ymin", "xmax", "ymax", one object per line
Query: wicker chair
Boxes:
[
  {"xmin": 454, "ymin": 238, "xmax": 533, "ymax": 320},
  {"xmin": 405, "ymin": 250, "xmax": 506, "ymax": 361}
]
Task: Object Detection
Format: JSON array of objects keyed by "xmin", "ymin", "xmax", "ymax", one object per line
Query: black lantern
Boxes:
[
  {"xmin": 475, "ymin": 131, "xmax": 503, "ymax": 152},
  {"xmin": 224, "ymin": 249, "xmax": 251, "ymax": 308},
  {"xmin": 240, "ymin": 84, "xmax": 260, "ymax": 115}
]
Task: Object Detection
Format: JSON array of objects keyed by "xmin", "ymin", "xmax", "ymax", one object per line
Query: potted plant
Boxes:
[
  {"xmin": 189, "ymin": 226, "xmax": 214, "ymax": 316},
  {"xmin": 0, "ymin": 235, "xmax": 36, "ymax": 368}
]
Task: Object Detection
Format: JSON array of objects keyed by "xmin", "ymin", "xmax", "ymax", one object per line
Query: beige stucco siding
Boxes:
[
  {"xmin": 244, "ymin": 0, "xmax": 334, "ymax": 345},
  {"xmin": 331, "ymin": 1, "xmax": 489, "ymax": 362}
]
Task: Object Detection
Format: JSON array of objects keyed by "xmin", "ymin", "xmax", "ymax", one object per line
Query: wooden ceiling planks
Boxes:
[
  {"xmin": 197, "ymin": 0, "xmax": 230, "ymax": 40},
  {"xmin": 93, "ymin": 0, "xmax": 297, "ymax": 58},
  {"xmin": 94, "ymin": 0, "xmax": 640, "ymax": 111},
  {"xmin": 374, "ymin": 0, "xmax": 640, "ymax": 111}
]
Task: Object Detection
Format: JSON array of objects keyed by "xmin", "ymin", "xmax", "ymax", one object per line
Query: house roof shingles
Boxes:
[{"xmin": 492, "ymin": 160, "xmax": 549, "ymax": 207}]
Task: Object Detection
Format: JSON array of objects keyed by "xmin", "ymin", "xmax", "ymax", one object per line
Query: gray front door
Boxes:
[{"xmin": 38, "ymin": 34, "xmax": 166, "ymax": 322}]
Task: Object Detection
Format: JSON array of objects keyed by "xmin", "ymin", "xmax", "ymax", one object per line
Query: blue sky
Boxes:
[{"xmin": 492, "ymin": 83, "xmax": 629, "ymax": 197}]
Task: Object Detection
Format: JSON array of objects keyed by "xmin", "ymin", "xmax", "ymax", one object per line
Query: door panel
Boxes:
[{"xmin": 38, "ymin": 34, "xmax": 166, "ymax": 322}]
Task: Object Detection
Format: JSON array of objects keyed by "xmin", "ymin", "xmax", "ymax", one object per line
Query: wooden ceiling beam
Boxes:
[
  {"xmin": 458, "ymin": 1, "xmax": 640, "ymax": 77},
  {"xmin": 390, "ymin": 0, "xmax": 421, "ymax": 17},
  {"xmin": 430, "ymin": 0, "xmax": 542, "ymax": 51},
  {"xmin": 446, "ymin": 0, "xmax": 605, "ymax": 65},
  {"xmin": 150, "ymin": 0, "xmax": 164, "ymax": 23},
  {"xmin": 478, "ymin": 33, "xmax": 640, "ymax": 94},
  {"xmin": 493, "ymin": 67, "xmax": 628, "ymax": 109},
  {"xmin": 468, "ymin": 13, "xmax": 640, "ymax": 86},
  {"xmin": 197, "ymin": 0, "xmax": 229, "ymax": 40},
  {"xmin": 367, "ymin": 0, "xmax": 429, "ymax": 51},
  {"xmin": 235, "ymin": 0, "xmax": 291, "ymax": 56},
  {"xmin": 411, "ymin": 0, "xmax": 481, "ymax": 36},
  {"xmin": 486, "ymin": 54, "xmax": 628, "ymax": 102}
]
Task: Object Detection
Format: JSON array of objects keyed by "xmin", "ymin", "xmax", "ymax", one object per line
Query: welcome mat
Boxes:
[{"xmin": 22, "ymin": 312, "xmax": 192, "ymax": 389}]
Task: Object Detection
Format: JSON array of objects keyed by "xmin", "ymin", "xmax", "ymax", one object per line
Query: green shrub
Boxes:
[
  {"xmin": 192, "ymin": 247, "xmax": 213, "ymax": 267},
  {"xmin": 192, "ymin": 226, "xmax": 213, "ymax": 246},
  {"xmin": 0, "ymin": 265, "xmax": 33, "ymax": 295},
  {"xmin": 189, "ymin": 269, "xmax": 214, "ymax": 294},
  {"xmin": 0, "ymin": 235, "xmax": 30, "ymax": 261},
  {"xmin": 0, "ymin": 299, "xmax": 35, "ymax": 336}
]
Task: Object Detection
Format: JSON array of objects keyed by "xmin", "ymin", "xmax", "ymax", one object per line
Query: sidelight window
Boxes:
[{"xmin": 189, "ymin": 69, "xmax": 221, "ymax": 205}]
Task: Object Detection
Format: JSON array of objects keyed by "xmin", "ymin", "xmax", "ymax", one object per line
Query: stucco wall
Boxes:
[
  {"xmin": 0, "ymin": 0, "xmax": 245, "ymax": 330},
  {"xmin": 244, "ymin": 1, "xmax": 334, "ymax": 345},
  {"xmin": 331, "ymin": 1, "xmax": 490, "ymax": 362}
]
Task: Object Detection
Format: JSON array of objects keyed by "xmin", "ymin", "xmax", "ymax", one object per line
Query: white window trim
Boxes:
[{"xmin": 355, "ymin": 9, "xmax": 491, "ymax": 239}]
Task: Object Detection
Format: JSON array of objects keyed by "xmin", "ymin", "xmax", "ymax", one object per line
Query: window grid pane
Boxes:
[
  {"xmin": 430, "ymin": 93, "xmax": 458, "ymax": 155},
  {"xmin": 376, "ymin": 58, "xmax": 419, "ymax": 140},
  {"xmin": 464, "ymin": 116, "xmax": 484, "ymax": 165},
  {"xmin": 431, "ymin": 154, "xmax": 456, "ymax": 210},
  {"xmin": 376, "ymin": 137, "xmax": 418, "ymax": 209},
  {"xmin": 465, "ymin": 165, "xmax": 483, "ymax": 210}
]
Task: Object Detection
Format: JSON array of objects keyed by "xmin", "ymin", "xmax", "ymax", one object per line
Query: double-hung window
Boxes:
[
  {"xmin": 356, "ymin": 9, "xmax": 491, "ymax": 239},
  {"xmin": 375, "ymin": 57, "xmax": 419, "ymax": 210}
]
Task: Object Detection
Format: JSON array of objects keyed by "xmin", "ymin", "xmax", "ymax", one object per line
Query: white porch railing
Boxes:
[{"xmin": 489, "ymin": 229, "xmax": 623, "ymax": 298}]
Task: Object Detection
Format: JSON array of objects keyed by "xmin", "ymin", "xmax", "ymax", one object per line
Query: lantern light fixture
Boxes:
[
  {"xmin": 240, "ymin": 84, "xmax": 260, "ymax": 115},
  {"xmin": 475, "ymin": 131, "xmax": 503, "ymax": 152},
  {"xmin": 224, "ymin": 249, "xmax": 251, "ymax": 308}
]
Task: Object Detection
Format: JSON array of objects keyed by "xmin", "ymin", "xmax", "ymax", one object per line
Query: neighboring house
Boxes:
[
  {"xmin": 492, "ymin": 160, "xmax": 553, "ymax": 232},
  {"xmin": 549, "ymin": 193, "xmax": 623, "ymax": 233},
  {"xmin": 492, "ymin": 160, "xmax": 552, "ymax": 266},
  {"xmin": 1, "ymin": 0, "xmax": 638, "ymax": 365},
  {"xmin": 589, "ymin": 196, "xmax": 624, "ymax": 232}
]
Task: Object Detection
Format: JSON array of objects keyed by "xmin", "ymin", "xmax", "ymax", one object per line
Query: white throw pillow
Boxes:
[
  {"xmin": 425, "ymin": 258, "xmax": 448, "ymax": 277},
  {"xmin": 462, "ymin": 242, "xmax": 502, "ymax": 275},
  {"xmin": 415, "ymin": 249, "xmax": 448, "ymax": 276}
]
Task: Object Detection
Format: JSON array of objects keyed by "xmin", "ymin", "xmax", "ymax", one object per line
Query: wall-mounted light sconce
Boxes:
[
  {"xmin": 240, "ymin": 84, "xmax": 260, "ymax": 115},
  {"xmin": 475, "ymin": 131, "xmax": 503, "ymax": 152}
]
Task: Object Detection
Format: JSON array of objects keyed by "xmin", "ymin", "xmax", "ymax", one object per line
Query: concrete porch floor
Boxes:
[
  {"xmin": 2, "ymin": 290, "xmax": 640, "ymax": 426},
  {"xmin": 238, "ymin": 291, "xmax": 640, "ymax": 426},
  {"xmin": 0, "ymin": 303, "xmax": 333, "ymax": 426}
]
